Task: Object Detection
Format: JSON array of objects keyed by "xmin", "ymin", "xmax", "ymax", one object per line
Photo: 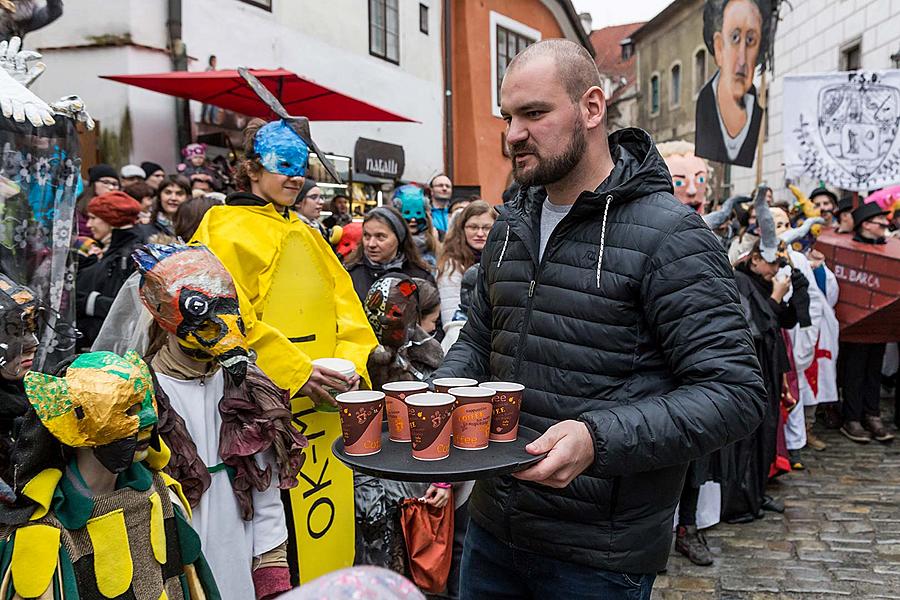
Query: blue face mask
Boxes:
[
  {"xmin": 254, "ymin": 120, "xmax": 309, "ymax": 177},
  {"xmin": 393, "ymin": 185, "xmax": 427, "ymax": 225}
]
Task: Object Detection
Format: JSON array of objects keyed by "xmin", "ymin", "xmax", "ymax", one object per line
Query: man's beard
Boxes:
[{"xmin": 510, "ymin": 118, "xmax": 586, "ymax": 187}]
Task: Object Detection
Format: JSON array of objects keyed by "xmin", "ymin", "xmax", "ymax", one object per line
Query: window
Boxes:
[
  {"xmin": 419, "ymin": 4, "xmax": 429, "ymax": 34},
  {"xmin": 489, "ymin": 12, "xmax": 541, "ymax": 116},
  {"xmin": 238, "ymin": 0, "xmax": 271, "ymax": 9},
  {"xmin": 497, "ymin": 26, "xmax": 535, "ymax": 101},
  {"xmin": 694, "ymin": 48, "xmax": 707, "ymax": 94},
  {"xmin": 670, "ymin": 63, "xmax": 681, "ymax": 108},
  {"xmin": 650, "ymin": 73, "xmax": 660, "ymax": 115},
  {"xmin": 620, "ymin": 38, "xmax": 634, "ymax": 61},
  {"xmin": 841, "ymin": 40, "xmax": 861, "ymax": 71},
  {"xmin": 369, "ymin": 0, "xmax": 399, "ymax": 64}
]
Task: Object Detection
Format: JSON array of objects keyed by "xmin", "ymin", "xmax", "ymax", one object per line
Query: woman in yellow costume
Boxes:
[
  {"xmin": 0, "ymin": 350, "xmax": 220, "ymax": 599},
  {"xmin": 191, "ymin": 116, "xmax": 377, "ymax": 585}
]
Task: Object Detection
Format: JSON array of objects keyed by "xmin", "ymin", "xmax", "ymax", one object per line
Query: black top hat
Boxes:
[
  {"xmin": 851, "ymin": 202, "xmax": 890, "ymax": 230},
  {"xmin": 809, "ymin": 187, "xmax": 837, "ymax": 205},
  {"xmin": 834, "ymin": 196, "xmax": 854, "ymax": 215}
]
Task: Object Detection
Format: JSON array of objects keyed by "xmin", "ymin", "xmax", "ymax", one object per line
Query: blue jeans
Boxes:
[{"xmin": 459, "ymin": 521, "xmax": 655, "ymax": 600}]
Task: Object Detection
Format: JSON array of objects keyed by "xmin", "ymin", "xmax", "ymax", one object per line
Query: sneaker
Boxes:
[
  {"xmin": 805, "ymin": 433, "xmax": 827, "ymax": 452},
  {"xmin": 863, "ymin": 416, "xmax": 895, "ymax": 443},
  {"xmin": 675, "ymin": 525, "xmax": 713, "ymax": 566},
  {"xmin": 840, "ymin": 421, "xmax": 872, "ymax": 444},
  {"xmin": 788, "ymin": 450, "xmax": 805, "ymax": 470}
]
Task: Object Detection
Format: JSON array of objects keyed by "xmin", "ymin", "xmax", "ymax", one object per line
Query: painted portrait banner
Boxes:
[
  {"xmin": 696, "ymin": 0, "xmax": 778, "ymax": 168},
  {"xmin": 784, "ymin": 70, "xmax": 900, "ymax": 192},
  {"xmin": 0, "ymin": 116, "xmax": 81, "ymax": 370}
]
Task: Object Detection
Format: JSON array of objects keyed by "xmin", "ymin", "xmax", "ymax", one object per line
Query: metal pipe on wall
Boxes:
[
  {"xmin": 167, "ymin": 0, "xmax": 191, "ymax": 156},
  {"xmin": 443, "ymin": 0, "xmax": 453, "ymax": 179}
]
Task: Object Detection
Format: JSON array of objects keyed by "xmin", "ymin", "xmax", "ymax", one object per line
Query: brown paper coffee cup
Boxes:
[
  {"xmin": 433, "ymin": 377, "xmax": 478, "ymax": 394},
  {"xmin": 449, "ymin": 386, "xmax": 494, "ymax": 450},
  {"xmin": 336, "ymin": 390, "xmax": 385, "ymax": 456},
  {"xmin": 406, "ymin": 392, "xmax": 455, "ymax": 461},
  {"xmin": 382, "ymin": 381, "xmax": 428, "ymax": 442},
  {"xmin": 480, "ymin": 382, "xmax": 525, "ymax": 442}
]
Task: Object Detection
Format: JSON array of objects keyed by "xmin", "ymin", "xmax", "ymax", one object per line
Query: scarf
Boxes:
[
  {"xmin": 364, "ymin": 252, "xmax": 407, "ymax": 276},
  {"xmin": 151, "ymin": 336, "xmax": 218, "ymax": 382}
]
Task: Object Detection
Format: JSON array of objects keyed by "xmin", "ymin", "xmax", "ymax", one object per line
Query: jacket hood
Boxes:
[
  {"xmin": 226, "ymin": 191, "xmax": 291, "ymax": 218},
  {"xmin": 508, "ymin": 127, "xmax": 673, "ymax": 213}
]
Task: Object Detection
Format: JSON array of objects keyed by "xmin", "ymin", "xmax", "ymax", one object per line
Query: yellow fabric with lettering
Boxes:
[
  {"xmin": 192, "ymin": 202, "xmax": 376, "ymax": 581},
  {"xmin": 22, "ymin": 469, "xmax": 62, "ymax": 521},
  {"xmin": 10, "ymin": 524, "xmax": 59, "ymax": 598},
  {"xmin": 86, "ymin": 509, "xmax": 132, "ymax": 598},
  {"xmin": 149, "ymin": 492, "xmax": 167, "ymax": 565}
]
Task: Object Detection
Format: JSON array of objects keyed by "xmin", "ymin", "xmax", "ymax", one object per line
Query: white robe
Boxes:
[
  {"xmin": 157, "ymin": 371, "xmax": 288, "ymax": 600},
  {"xmin": 784, "ymin": 251, "xmax": 840, "ymax": 451}
]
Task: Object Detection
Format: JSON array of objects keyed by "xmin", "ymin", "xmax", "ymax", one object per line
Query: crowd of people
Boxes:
[{"xmin": 0, "ymin": 38, "xmax": 897, "ymax": 600}]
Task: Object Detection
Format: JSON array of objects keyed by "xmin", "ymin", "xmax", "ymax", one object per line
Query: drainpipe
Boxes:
[
  {"xmin": 443, "ymin": 0, "xmax": 453, "ymax": 179},
  {"xmin": 167, "ymin": 0, "xmax": 191, "ymax": 157}
]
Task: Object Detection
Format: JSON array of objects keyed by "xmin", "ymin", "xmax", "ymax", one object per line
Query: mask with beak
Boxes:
[
  {"xmin": 133, "ymin": 243, "xmax": 250, "ymax": 383},
  {"xmin": 25, "ymin": 350, "xmax": 159, "ymax": 473}
]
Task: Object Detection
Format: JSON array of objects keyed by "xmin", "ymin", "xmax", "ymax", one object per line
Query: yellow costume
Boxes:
[{"xmin": 192, "ymin": 201, "xmax": 377, "ymax": 583}]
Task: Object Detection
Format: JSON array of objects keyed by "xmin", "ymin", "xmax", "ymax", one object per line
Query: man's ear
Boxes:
[{"xmin": 582, "ymin": 86, "xmax": 607, "ymax": 132}]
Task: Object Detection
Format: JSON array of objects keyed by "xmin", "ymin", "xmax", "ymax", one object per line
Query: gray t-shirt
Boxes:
[{"xmin": 539, "ymin": 198, "xmax": 573, "ymax": 261}]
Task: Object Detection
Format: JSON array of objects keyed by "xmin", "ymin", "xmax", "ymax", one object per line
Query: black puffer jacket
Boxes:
[{"xmin": 434, "ymin": 128, "xmax": 765, "ymax": 574}]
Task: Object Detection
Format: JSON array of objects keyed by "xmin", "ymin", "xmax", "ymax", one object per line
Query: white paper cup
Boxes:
[{"xmin": 312, "ymin": 358, "xmax": 357, "ymax": 412}]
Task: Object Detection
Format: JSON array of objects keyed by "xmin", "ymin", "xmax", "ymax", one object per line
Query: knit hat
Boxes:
[
  {"xmin": 87, "ymin": 191, "xmax": 142, "ymax": 227},
  {"xmin": 140, "ymin": 161, "xmax": 164, "ymax": 177},
  {"xmin": 120, "ymin": 164, "xmax": 146, "ymax": 179},
  {"xmin": 87, "ymin": 164, "xmax": 118, "ymax": 184},
  {"xmin": 298, "ymin": 178, "xmax": 318, "ymax": 201}
]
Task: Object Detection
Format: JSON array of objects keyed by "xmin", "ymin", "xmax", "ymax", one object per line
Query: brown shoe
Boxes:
[
  {"xmin": 840, "ymin": 421, "xmax": 872, "ymax": 443},
  {"xmin": 675, "ymin": 525, "xmax": 713, "ymax": 566},
  {"xmin": 863, "ymin": 416, "xmax": 895, "ymax": 443},
  {"xmin": 806, "ymin": 432, "xmax": 827, "ymax": 452}
]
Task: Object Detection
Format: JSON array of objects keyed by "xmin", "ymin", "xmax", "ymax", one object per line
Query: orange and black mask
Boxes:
[{"xmin": 134, "ymin": 243, "xmax": 250, "ymax": 383}]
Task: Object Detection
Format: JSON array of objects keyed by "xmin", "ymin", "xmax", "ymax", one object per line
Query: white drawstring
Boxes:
[
  {"xmin": 497, "ymin": 223, "xmax": 510, "ymax": 268},
  {"xmin": 596, "ymin": 195, "xmax": 612, "ymax": 288}
]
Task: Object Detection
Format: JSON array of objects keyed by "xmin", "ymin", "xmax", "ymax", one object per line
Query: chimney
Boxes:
[{"xmin": 578, "ymin": 12, "xmax": 592, "ymax": 34}]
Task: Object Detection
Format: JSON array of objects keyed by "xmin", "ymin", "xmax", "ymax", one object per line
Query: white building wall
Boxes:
[
  {"xmin": 22, "ymin": 0, "xmax": 444, "ymax": 181},
  {"xmin": 730, "ymin": 0, "xmax": 900, "ymax": 201}
]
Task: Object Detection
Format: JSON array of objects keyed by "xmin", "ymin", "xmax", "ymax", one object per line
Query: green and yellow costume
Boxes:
[
  {"xmin": 192, "ymin": 200, "xmax": 377, "ymax": 583},
  {"xmin": 0, "ymin": 450, "xmax": 218, "ymax": 599},
  {"xmin": 0, "ymin": 351, "xmax": 219, "ymax": 599}
]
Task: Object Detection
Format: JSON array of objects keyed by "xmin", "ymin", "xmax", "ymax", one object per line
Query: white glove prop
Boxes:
[
  {"xmin": 0, "ymin": 37, "xmax": 46, "ymax": 88},
  {"xmin": 0, "ymin": 66, "xmax": 54, "ymax": 126},
  {"xmin": 50, "ymin": 95, "xmax": 95, "ymax": 130}
]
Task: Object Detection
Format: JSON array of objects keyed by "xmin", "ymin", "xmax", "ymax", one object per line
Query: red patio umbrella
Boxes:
[{"xmin": 100, "ymin": 68, "xmax": 416, "ymax": 122}]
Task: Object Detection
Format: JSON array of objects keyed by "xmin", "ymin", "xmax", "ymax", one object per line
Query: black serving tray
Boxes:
[{"xmin": 332, "ymin": 423, "xmax": 545, "ymax": 482}]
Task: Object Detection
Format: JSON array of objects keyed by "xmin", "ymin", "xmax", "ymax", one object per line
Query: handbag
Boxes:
[{"xmin": 399, "ymin": 496, "xmax": 454, "ymax": 593}]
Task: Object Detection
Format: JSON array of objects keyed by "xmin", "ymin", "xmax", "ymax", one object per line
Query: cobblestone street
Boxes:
[{"xmin": 655, "ymin": 402, "xmax": 900, "ymax": 599}]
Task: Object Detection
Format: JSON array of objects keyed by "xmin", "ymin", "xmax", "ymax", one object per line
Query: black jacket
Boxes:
[
  {"xmin": 75, "ymin": 227, "xmax": 146, "ymax": 349},
  {"xmin": 346, "ymin": 258, "xmax": 434, "ymax": 303},
  {"xmin": 434, "ymin": 128, "xmax": 766, "ymax": 573},
  {"xmin": 694, "ymin": 78, "xmax": 762, "ymax": 168}
]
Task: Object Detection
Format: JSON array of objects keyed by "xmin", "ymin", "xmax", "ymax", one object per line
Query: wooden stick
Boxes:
[{"xmin": 755, "ymin": 68, "xmax": 768, "ymax": 186}]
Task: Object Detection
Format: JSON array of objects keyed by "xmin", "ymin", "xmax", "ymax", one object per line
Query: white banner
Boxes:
[{"xmin": 783, "ymin": 70, "xmax": 900, "ymax": 191}]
